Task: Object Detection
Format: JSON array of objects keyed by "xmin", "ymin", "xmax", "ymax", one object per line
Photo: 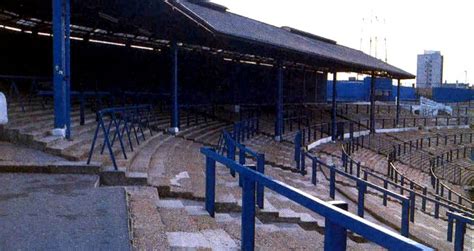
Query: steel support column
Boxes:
[
  {"xmin": 331, "ymin": 72, "xmax": 337, "ymax": 141},
  {"xmin": 169, "ymin": 42, "xmax": 179, "ymax": 134},
  {"xmin": 396, "ymin": 79, "xmax": 401, "ymax": 126},
  {"xmin": 370, "ymin": 73, "xmax": 376, "ymax": 133},
  {"xmin": 52, "ymin": 0, "xmax": 71, "ymax": 138},
  {"xmin": 275, "ymin": 63, "xmax": 284, "ymax": 141}
]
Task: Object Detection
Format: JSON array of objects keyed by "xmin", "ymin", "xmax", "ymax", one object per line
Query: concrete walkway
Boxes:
[{"xmin": 0, "ymin": 173, "xmax": 131, "ymax": 250}]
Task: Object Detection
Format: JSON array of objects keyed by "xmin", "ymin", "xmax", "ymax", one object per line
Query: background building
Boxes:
[{"xmin": 416, "ymin": 50, "xmax": 444, "ymax": 88}]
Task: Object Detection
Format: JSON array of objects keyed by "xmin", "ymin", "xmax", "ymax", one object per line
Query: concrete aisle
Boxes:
[{"xmin": 0, "ymin": 173, "xmax": 131, "ymax": 250}]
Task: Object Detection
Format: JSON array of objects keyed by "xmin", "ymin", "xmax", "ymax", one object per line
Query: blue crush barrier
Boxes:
[
  {"xmin": 201, "ymin": 147, "xmax": 432, "ymax": 251},
  {"xmin": 86, "ymin": 105, "xmax": 154, "ymax": 169},
  {"xmin": 38, "ymin": 90, "xmax": 113, "ymax": 125},
  {"xmin": 0, "ymin": 75, "xmax": 50, "ymax": 112},
  {"xmin": 220, "ymin": 130, "xmax": 265, "ymax": 207},
  {"xmin": 300, "ymin": 149, "xmax": 412, "ymax": 237},
  {"xmin": 181, "ymin": 104, "xmax": 217, "ymax": 127},
  {"xmin": 343, "ymin": 144, "xmax": 474, "ymax": 218},
  {"xmin": 232, "ymin": 117, "xmax": 259, "ymax": 143},
  {"xmin": 429, "ymin": 149, "xmax": 474, "ymax": 209},
  {"xmin": 217, "ymin": 117, "xmax": 259, "ymax": 155},
  {"xmin": 447, "ymin": 212, "xmax": 474, "ymax": 251},
  {"xmin": 344, "ymin": 137, "xmax": 474, "ymax": 250}
]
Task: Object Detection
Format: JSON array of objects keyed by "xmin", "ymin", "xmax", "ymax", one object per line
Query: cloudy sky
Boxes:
[{"xmin": 213, "ymin": 0, "xmax": 472, "ymax": 85}]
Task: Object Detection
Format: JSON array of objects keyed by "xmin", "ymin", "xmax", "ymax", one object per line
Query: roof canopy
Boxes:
[{"xmin": 0, "ymin": 0, "xmax": 415, "ymax": 79}]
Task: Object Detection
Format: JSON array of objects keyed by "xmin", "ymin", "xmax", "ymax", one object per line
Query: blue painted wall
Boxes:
[
  {"xmin": 432, "ymin": 87, "xmax": 474, "ymax": 103},
  {"xmin": 391, "ymin": 86, "xmax": 416, "ymax": 101},
  {"xmin": 327, "ymin": 77, "xmax": 416, "ymax": 102}
]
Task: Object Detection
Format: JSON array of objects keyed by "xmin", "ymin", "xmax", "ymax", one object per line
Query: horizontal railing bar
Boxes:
[{"xmin": 201, "ymin": 147, "xmax": 431, "ymax": 251}]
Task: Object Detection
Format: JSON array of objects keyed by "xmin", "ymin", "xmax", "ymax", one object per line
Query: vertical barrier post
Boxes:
[
  {"xmin": 312, "ymin": 157, "xmax": 318, "ymax": 185},
  {"xmin": 409, "ymin": 191, "xmax": 415, "ymax": 223},
  {"xmin": 256, "ymin": 154, "xmax": 265, "ymax": 209},
  {"xmin": 330, "ymin": 166, "xmax": 336, "ymax": 199},
  {"xmin": 401, "ymin": 198, "xmax": 410, "ymax": 237},
  {"xmin": 357, "ymin": 180, "xmax": 366, "ymax": 218},
  {"xmin": 241, "ymin": 176, "xmax": 256, "ymax": 251},
  {"xmin": 205, "ymin": 148, "xmax": 216, "ymax": 217},
  {"xmin": 454, "ymin": 219, "xmax": 466, "ymax": 251},
  {"xmin": 421, "ymin": 187, "xmax": 427, "ymax": 211},
  {"xmin": 324, "ymin": 201, "xmax": 348, "ymax": 251}
]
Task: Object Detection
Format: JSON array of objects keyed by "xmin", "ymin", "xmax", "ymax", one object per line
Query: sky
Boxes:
[{"xmin": 213, "ymin": 0, "xmax": 473, "ymax": 86}]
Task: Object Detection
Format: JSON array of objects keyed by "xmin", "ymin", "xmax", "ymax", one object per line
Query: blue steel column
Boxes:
[
  {"xmin": 53, "ymin": 0, "xmax": 69, "ymax": 135},
  {"xmin": 331, "ymin": 72, "xmax": 337, "ymax": 141},
  {"xmin": 396, "ymin": 79, "xmax": 401, "ymax": 126},
  {"xmin": 275, "ymin": 63, "xmax": 284, "ymax": 141},
  {"xmin": 370, "ymin": 73, "xmax": 376, "ymax": 133},
  {"xmin": 169, "ymin": 42, "xmax": 179, "ymax": 134}
]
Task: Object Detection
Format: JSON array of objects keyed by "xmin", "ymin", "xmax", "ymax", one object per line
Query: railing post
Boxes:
[
  {"xmin": 409, "ymin": 191, "xmax": 415, "ymax": 223},
  {"xmin": 239, "ymin": 146, "xmax": 246, "ymax": 187},
  {"xmin": 312, "ymin": 157, "xmax": 318, "ymax": 185},
  {"xmin": 300, "ymin": 150, "xmax": 306, "ymax": 175},
  {"xmin": 256, "ymin": 154, "xmax": 265, "ymax": 209},
  {"xmin": 357, "ymin": 180, "xmax": 366, "ymax": 218},
  {"xmin": 401, "ymin": 198, "xmax": 410, "ymax": 237},
  {"xmin": 241, "ymin": 175, "xmax": 256, "ymax": 251},
  {"xmin": 383, "ymin": 180, "xmax": 388, "ymax": 206},
  {"xmin": 205, "ymin": 148, "xmax": 216, "ymax": 217},
  {"xmin": 421, "ymin": 187, "xmax": 427, "ymax": 212},
  {"xmin": 330, "ymin": 166, "xmax": 336, "ymax": 199},
  {"xmin": 454, "ymin": 219, "xmax": 466, "ymax": 251},
  {"xmin": 434, "ymin": 196, "xmax": 440, "ymax": 219},
  {"xmin": 324, "ymin": 201, "xmax": 348, "ymax": 251}
]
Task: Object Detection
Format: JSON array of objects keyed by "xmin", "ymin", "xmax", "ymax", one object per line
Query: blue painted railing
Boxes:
[
  {"xmin": 86, "ymin": 105, "xmax": 154, "ymax": 169},
  {"xmin": 447, "ymin": 211, "xmax": 473, "ymax": 251},
  {"xmin": 0, "ymin": 75, "xmax": 50, "ymax": 112},
  {"xmin": 217, "ymin": 117, "xmax": 259, "ymax": 155},
  {"xmin": 201, "ymin": 147, "xmax": 431, "ymax": 250},
  {"xmin": 342, "ymin": 145, "xmax": 474, "ymax": 217},
  {"xmin": 38, "ymin": 90, "xmax": 113, "ymax": 125},
  {"xmin": 181, "ymin": 104, "xmax": 217, "ymax": 127},
  {"xmin": 300, "ymin": 149, "xmax": 413, "ymax": 237},
  {"xmin": 344, "ymin": 137, "xmax": 474, "ymax": 250},
  {"xmin": 233, "ymin": 117, "xmax": 259, "ymax": 143},
  {"xmin": 220, "ymin": 130, "xmax": 265, "ymax": 208},
  {"xmin": 429, "ymin": 150, "xmax": 474, "ymax": 209}
]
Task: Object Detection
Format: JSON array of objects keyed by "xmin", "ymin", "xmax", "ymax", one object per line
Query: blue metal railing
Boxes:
[
  {"xmin": 38, "ymin": 90, "xmax": 113, "ymax": 125},
  {"xmin": 217, "ymin": 117, "xmax": 259, "ymax": 155},
  {"xmin": 300, "ymin": 150, "xmax": 413, "ymax": 237},
  {"xmin": 86, "ymin": 105, "xmax": 154, "ymax": 169},
  {"xmin": 342, "ymin": 144, "xmax": 474, "ymax": 216},
  {"xmin": 233, "ymin": 117, "xmax": 259, "ymax": 143},
  {"xmin": 201, "ymin": 147, "xmax": 431, "ymax": 250},
  {"xmin": 447, "ymin": 211, "xmax": 473, "ymax": 251},
  {"xmin": 0, "ymin": 75, "xmax": 50, "ymax": 112},
  {"xmin": 220, "ymin": 130, "xmax": 265, "ymax": 208},
  {"xmin": 344, "ymin": 137, "xmax": 474, "ymax": 250}
]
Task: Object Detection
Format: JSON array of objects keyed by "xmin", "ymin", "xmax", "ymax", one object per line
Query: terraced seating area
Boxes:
[
  {"xmin": 132, "ymin": 131, "xmax": 459, "ymax": 249},
  {"xmin": 0, "ymin": 98, "xmax": 232, "ymax": 172},
  {"xmin": 2, "ymin": 96, "xmax": 472, "ymax": 250}
]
